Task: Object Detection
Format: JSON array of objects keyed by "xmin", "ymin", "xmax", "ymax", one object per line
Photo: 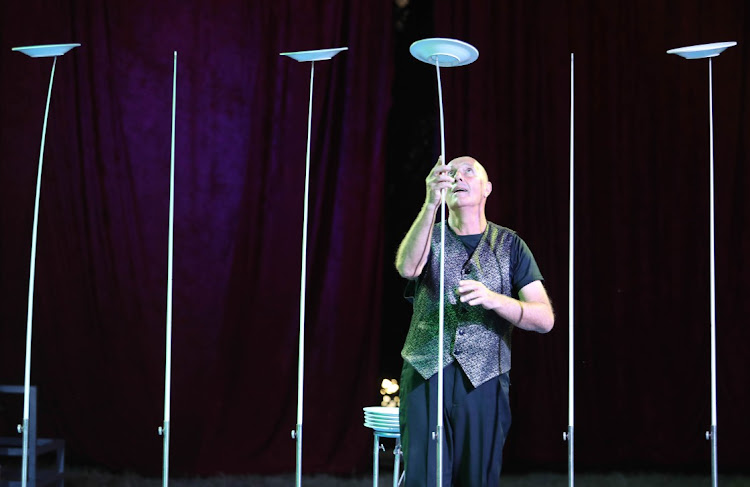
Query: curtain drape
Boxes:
[{"xmin": 0, "ymin": 0, "xmax": 391, "ymax": 475}]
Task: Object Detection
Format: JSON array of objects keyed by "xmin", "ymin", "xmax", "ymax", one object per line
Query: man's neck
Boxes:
[{"xmin": 448, "ymin": 208, "xmax": 487, "ymax": 236}]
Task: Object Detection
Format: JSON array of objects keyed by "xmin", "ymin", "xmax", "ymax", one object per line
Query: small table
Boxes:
[
  {"xmin": 0, "ymin": 386, "xmax": 65, "ymax": 487},
  {"xmin": 371, "ymin": 430, "xmax": 403, "ymax": 487}
]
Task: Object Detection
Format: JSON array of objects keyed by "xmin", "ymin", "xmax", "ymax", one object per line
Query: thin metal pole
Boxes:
[
  {"xmin": 433, "ymin": 56, "xmax": 446, "ymax": 487},
  {"xmin": 567, "ymin": 52, "xmax": 575, "ymax": 487},
  {"xmin": 707, "ymin": 56, "xmax": 718, "ymax": 487},
  {"xmin": 373, "ymin": 435, "xmax": 380, "ymax": 487},
  {"xmin": 393, "ymin": 438, "xmax": 402, "ymax": 487},
  {"xmin": 293, "ymin": 59, "xmax": 315, "ymax": 487},
  {"xmin": 159, "ymin": 50, "xmax": 178, "ymax": 487},
  {"xmin": 20, "ymin": 55, "xmax": 58, "ymax": 487}
]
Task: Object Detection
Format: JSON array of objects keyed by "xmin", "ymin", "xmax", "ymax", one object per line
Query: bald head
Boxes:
[{"xmin": 449, "ymin": 156, "xmax": 489, "ymax": 182}]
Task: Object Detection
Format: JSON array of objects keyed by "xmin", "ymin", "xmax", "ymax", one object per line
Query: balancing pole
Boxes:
[
  {"xmin": 279, "ymin": 46, "xmax": 347, "ymax": 487},
  {"xmin": 409, "ymin": 38, "xmax": 479, "ymax": 487},
  {"xmin": 667, "ymin": 40, "xmax": 737, "ymax": 487},
  {"xmin": 157, "ymin": 50, "xmax": 178, "ymax": 487},
  {"xmin": 11, "ymin": 43, "xmax": 80, "ymax": 487},
  {"xmin": 435, "ymin": 55, "xmax": 446, "ymax": 487},
  {"xmin": 563, "ymin": 52, "xmax": 575, "ymax": 487}
]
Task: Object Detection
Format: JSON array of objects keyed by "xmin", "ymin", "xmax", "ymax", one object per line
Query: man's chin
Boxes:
[
  {"xmin": 447, "ymin": 199, "xmax": 478, "ymax": 210},
  {"xmin": 448, "ymin": 192, "xmax": 468, "ymax": 202}
]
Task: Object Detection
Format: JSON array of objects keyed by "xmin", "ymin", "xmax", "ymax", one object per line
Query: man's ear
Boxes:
[{"xmin": 484, "ymin": 181, "xmax": 492, "ymax": 198}]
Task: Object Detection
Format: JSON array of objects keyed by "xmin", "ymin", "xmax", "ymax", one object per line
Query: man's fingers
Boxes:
[
  {"xmin": 432, "ymin": 165, "xmax": 452, "ymax": 177},
  {"xmin": 457, "ymin": 281, "xmax": 480, "ymax": 293},
  {"xmin": 459, "ymin": 290, "xmax": 477, "ymax": 301}
]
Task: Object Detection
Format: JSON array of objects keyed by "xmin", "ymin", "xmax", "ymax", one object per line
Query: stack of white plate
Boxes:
[{"xmin": 363, "ymin": 406, "xmax": 399, "ymax": 433}]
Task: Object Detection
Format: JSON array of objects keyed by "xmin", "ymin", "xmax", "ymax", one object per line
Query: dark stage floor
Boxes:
[{"xmin": 57, "ymin": 469, "xmax": 750, "ymax": 487}]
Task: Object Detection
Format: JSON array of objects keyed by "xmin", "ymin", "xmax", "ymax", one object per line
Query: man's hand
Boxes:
[
  {"xmin": 425, "ymin": 156, "xmax": 454, "ymax": 207},
  {"xmin": 457, "ymin": 279, "xmax": 555, "ymax": 332},
  {"xmin": 457, "ymin": 280, "xmax": 498, "ymax": 310}
]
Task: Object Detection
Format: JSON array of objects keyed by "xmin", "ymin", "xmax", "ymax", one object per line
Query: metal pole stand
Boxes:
[
  {"xmin": 667, "ymin": 40, "xmax": 737, "ymax": 487},
  {"xmin": 409, "ymin": 38, "xmax": 478, "ymax": 487},
  {"xmin": 280, "ymin": 46, "xmax": 348, "ymax": 487},
  {"xmin": 11, "ymin": 42, "xmax": 80, "ymax": 487}
]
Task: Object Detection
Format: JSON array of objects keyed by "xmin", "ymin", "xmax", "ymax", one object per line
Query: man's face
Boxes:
[{"xmin": 446, "ymin": 156, "xmax": 491, "ymax": 210}]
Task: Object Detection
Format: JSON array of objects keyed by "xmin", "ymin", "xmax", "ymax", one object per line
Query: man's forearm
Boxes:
[
  {"xmin": 488, "ymin": 293, "xmax": 554, "ymax": 333},
  {"xmin": 457, "ymin": 279, "xmax": 555, "ymax": 333},
  {"xmin": 395, "ymin": 202, "xmax": 439, "ymax": 278}
]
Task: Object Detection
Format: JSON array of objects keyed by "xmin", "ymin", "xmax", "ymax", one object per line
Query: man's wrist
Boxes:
[{"xmin": 422, "ymin": 201, "xmax": 439, "ymax": 213}]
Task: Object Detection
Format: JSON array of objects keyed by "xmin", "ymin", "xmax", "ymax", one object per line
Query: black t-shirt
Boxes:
[
  {"xmin": 457, "ymin": 232, "xmax": 543, "ymax": 295},
  {"xmin": 405, "ymin": 230, "xmax": 543, "ymax": 301}
]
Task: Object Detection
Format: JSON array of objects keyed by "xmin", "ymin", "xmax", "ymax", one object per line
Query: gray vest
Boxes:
[{"xmin": 401, "ymin": 221, "xmax": 515, "ymax": 388}]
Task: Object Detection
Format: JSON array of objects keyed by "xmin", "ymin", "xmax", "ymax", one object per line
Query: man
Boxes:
[{"xmin": 395, "ymin": 156, "xmax": 554, "ymax": 486}]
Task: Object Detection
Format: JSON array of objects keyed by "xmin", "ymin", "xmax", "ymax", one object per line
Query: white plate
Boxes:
[
  {"xmin": 364, "ymin": 417, "xmax": 399, "ymax": 425},
  {"xmin": 364, "ymin": 411, "xmax": 399, "ymax": 418},
  {"xmin": 365, "ymin": 416, "xmax": 399, "ymax": 426},
  {"xmin": 667, "ymin": 41, "xmax": 737, "ymax": 59},
  {"xmin": 12, "ymin": 43, "xmax": 80, "ymax": 58},
  {"xmin": 364, "ymin": 413, "xmax": 399, "ymax": 420},
  {"xmin": 410, "ymin": 38, "xmax": 479, "ymax": 67},
  {"xmin": 364, "ymin": 423, "xmax": 400, "ymax": 432},
  {"xmin": 363, "ymin": 406, "xmax": 399, "ymax": 415},
  {"xmin": 280, "ymin": 47, "xmax": 348, "ymax": 62},
  {"xmin": 364, "ymin": 418, "xmax": 399, "ymax": 425}
]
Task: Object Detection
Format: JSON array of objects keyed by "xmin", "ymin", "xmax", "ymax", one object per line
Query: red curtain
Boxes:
[
  {"xmin": 422, "ymin": 0, "xmax": 750, "ymax": 470},
  {"xmin": 0, "ymin": 0, "xmax": 391, "ymax": 475},
  {"xmin": 2, "ymin": 0, "xmax": 749, "ymax": 477}
]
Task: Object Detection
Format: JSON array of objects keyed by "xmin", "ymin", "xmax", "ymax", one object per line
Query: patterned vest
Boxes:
[{"xmin": 401, "ymin": 221, "xmax": 515, "ymax": 388}]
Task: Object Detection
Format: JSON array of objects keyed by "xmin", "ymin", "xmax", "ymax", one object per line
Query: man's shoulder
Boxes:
[{"xmin": 487, "ymin": 221, "xmax": 518, "ymax": 238}]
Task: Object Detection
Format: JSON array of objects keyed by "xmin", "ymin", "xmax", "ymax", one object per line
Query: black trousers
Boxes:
[{"xmin": 399, "ymin": 361, "xmax": 511, "ymax": 487}]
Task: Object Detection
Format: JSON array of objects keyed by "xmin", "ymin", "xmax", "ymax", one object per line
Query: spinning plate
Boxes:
[
  {"xmin": 410, "ymin": 38, "xmax": 478, "ymax": 67},
  {"xmin": 280, "ymin": 47, "xmax": 348, "ymax": 62},
  {"xmin": 12, "ymin": 43, "xmax": 80, "ymax": 58},
  {"xmin": 667, "ymin": 41, "xmax": 737, "ymax": 59}
]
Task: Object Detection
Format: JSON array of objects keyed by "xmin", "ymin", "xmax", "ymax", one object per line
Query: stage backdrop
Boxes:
[
  {"xmin": 0, "ymin": 0, "xmax": 391, "ymax": 475},
  {"xmin": 383, "ymin": 0, "xmax": 750, "ymax": 473},
  {"xmin": 1, "ymin": 0, "xmax": 749, "ymax": 478}
]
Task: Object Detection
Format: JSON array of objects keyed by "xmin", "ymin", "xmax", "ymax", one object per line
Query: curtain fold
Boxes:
[
  {"xmin": 0, "ymin": 0, "xmax": 391, "ymax": 475},
  {"xmin": 426, "ymin": 0, "xmax": 749, "ymax": 470}
]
